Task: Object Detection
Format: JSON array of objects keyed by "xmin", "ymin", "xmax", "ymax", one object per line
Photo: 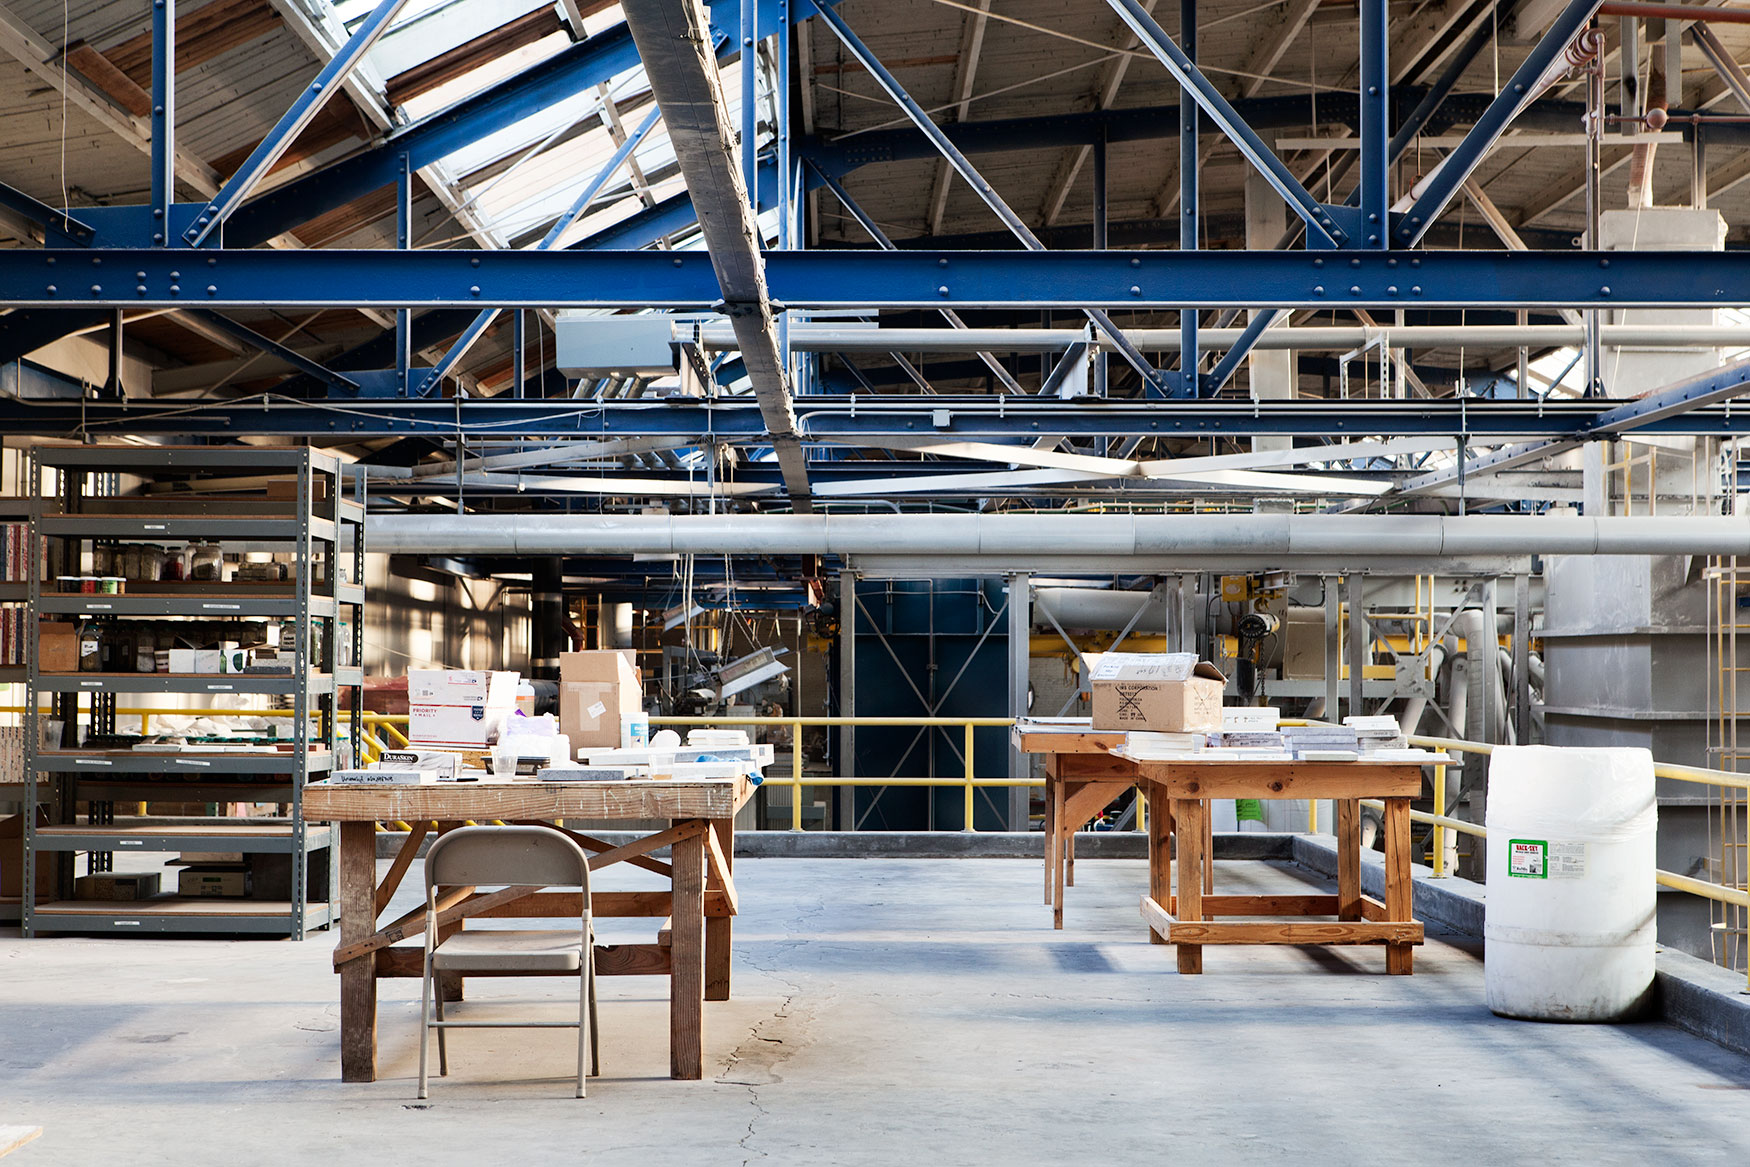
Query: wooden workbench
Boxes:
[
  {"xmin": 1016, "ymin": 722, "xmax": 1426, "ymax": 974},
  {"xmin": 301, "ymin": 776, "xmax": 752, "ymax": 1082}
]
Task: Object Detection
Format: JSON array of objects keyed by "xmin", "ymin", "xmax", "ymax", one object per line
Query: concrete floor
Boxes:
[{"xmin": 3, "ymin": 856, "xmax": 1749, "ymax": 1165}]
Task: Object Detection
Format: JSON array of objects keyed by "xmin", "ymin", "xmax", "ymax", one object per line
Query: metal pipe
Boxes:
[
  {"xmin": 369, "ymin": 512, "xmax": 1750, "ymax": 558},
  {"xmin": 1599, "ymin": 2, "xmax": 1750, "ymax": 24},
  {"xmin": 686, "ymin": 322, "xmax": 1750, "ymax": 353}
]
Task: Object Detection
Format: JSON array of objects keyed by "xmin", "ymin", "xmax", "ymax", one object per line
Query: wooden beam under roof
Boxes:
[
  {"xmin": 384, "ymin": 6, "xmax": 566, "ymax": 108},
  {"xmin": 101, "ymin": 0, "xmax": 283, "ymax": 83}
]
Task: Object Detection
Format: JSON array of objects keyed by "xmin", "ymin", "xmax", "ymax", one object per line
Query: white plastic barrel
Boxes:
[{"xmin": 1484, "ymin": 745, "xmax": 1658, "ymax": 1021}]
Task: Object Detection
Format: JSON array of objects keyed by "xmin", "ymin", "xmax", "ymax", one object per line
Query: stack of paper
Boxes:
[
  {"xmin": 1345, "ymin": 715, "xmax": 1408, "ymax": 753},
  {"xmin": 1281, "ymin": 725, "xmax": 1360, "ymax": 759}
]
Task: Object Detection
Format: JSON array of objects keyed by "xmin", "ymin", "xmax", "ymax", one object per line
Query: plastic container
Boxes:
[{"xmin": 1484, "ymin": 745, "xmax": 1658, "ymax": 1022}]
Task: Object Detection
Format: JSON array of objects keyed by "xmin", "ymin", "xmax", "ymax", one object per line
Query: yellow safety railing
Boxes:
[{"xmin": 650, "ymin": 715, "xmax": 1020, "ymax": 832}]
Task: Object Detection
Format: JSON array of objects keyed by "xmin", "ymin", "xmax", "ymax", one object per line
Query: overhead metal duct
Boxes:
[{"xmin": 371, "ymin": 512, "xmax": 1750, "ymax": 568}]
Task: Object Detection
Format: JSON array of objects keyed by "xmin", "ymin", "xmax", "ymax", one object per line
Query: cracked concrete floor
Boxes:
[{"xmin": 4, "ymin": 856, "xmax": 1750, "ymax": 1166}]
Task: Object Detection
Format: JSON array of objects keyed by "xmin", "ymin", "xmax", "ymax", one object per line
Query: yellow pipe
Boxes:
[
  {"xmin": 1432, "ymin": 762, "xmax": 1447, "ymax": 877},
  {"xmin": 963, "ymin": 722, "xmax": 976, "ymax": 832},
  {"xmin": 791, "ymin": 718, "xmax": 803, "ymax": 832}
]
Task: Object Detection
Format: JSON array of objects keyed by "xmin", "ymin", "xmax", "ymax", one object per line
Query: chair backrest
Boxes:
[{"xmin": 424, "ymin": 826, "xmax": 591, "ymax": 893}]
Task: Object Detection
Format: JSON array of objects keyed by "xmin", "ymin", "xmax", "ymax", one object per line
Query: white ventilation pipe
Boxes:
[
  {"xmin": 1032, "ymin": 587, "xmax": 1168, "ymax": 632},
  {"xmin": 370, "ymin": 513, "xmax": 1750, "ymax": 559}
]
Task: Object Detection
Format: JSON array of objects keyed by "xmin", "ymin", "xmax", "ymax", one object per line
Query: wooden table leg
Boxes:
[
  {"xmin": 1336, "ymin": 798, "xmax": 1361, "ymax": 921},
  {"xmin": 1051, "ymin": 772, "xmax": 1067, "ymax": 929},
  {"xmin": 670, "ymin": 821, "xmax": 706, "ymax": 1079},
  {"xmin": 1042, "ymin": 763, "xmax": 1057, "ymax": 906},
  {"xmin": 704, "ymin": 817, "xmax": 733, "ymax": 1002},
  {"xmin": 1384, "ymin": 797, "xmax": 1415, "ymax": 975},
  {"xmin": 336, "ymin": 821, "xmax": 378, "ymax": 1083},
  {"xmin": 1202, "ymin": 808, "xmax": 1214, "ymax": 895},
  {"xmin": 1173, "ymin": 799, "xmax": 1204, "ymax": 974},
  {"xmin": 1065, "ymin": 815, "xmax": 1076, "ymax": 888},
  {"xmin": 1147, "ymin": 786, "xmax": 1172, "ymax": 945}
]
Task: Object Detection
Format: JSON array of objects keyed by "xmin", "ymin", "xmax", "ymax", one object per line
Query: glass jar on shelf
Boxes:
[
  {"xmin": 161, "ymin": 544, "xmax": 186, "ymax": 581},
  {"xmin": 76, "ymin": 618, "xmax": 103, "ymax": 673},
  {"xmin": 190, "ymin": 541, "xmax": 222, "ymax": 582}
]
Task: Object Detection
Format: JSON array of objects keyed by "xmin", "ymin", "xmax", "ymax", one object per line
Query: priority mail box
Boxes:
[
  {"xmin": 407, "ymin": 669, "xmax": 518, "ymax": 748},
  {"xmin": 1088, "ymin": 652, "xmax": 1226, "ymax": 734}
]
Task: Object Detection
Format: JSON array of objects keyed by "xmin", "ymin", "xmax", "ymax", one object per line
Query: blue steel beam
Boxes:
[
  {"xmin": 183, "ymin": 0, "xmax": 410, "ymax": 248},
  {"xmin": 1105, "ymin": 0, "xmax": 1344, "ymax": 248},
  {"xmin": 8, "ymin": 395, "xmax": 1750, "ymax": 440},
  {"xmin": 11, "ymin": 247, "xmax": 1750, "ymax": 310},
  {"xmin": 417, "ymin": 106, "xmax": 664, "ymax": 396},
  {"xmin": 0, "ymin": 183, "xmax": 94, "ymax": 245},
  {"xmin": 812, "ymin": 3, "xmax": 1166, "ymax": 393},
  {"xmin": 224, "ymin": 0, "xmax": 830, "ymax": 250},
  {"xmin": 1395, "ymin": 0, "xmax": 1603, "ymax": 247},
  {"xmin": 184, "ymin": 310, "xmax": 359, "ymax": 391}
]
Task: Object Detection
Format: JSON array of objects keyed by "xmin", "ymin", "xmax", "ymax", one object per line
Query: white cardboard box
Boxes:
[{"xmin": 407, "ymin": 669, "xmax": 518, "ymax": 747}]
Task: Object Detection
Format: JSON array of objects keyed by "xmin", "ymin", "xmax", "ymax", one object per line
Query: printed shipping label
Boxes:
[
  {"xmin": 1508, "ymin": 838, "xmax": 1547, "ymax": 878},
  {"xmin": 587, "ymin": 700, "xmax": 608, "ymax": 719},
  {"xmin": 1548, "ymin": 841, "xmax": 1588, "ymax": 878}
]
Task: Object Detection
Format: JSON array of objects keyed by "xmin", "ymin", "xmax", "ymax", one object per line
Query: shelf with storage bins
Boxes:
[{"xmin": 22, "ymin": 446, "xmax": 364, "ymax": 939}]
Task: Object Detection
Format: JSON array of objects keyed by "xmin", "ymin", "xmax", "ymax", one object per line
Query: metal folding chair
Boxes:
[{"xmin": 417, "ymin": 825, "xmax": 599, "ymax": 1098}]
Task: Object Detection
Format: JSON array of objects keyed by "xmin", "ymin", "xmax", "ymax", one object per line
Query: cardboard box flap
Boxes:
[{"xmin": 1088, "ymin": 652, "xmax": 1226, "ymax": 685}]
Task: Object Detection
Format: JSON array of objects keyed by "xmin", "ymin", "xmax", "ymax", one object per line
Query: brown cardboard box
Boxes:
[
  {"xmin": 74, "ymin": 871, "xmax": 160, "ymax": 900},
  {"xmin": 1282, "ymin": 606, "xmax": 1324, "ymax": 680},
  {"xmin": 0, "ymin": 809, "xmax": 55, "ymax": 898},
  {"xmin": 559, "ymin": 650, "xmax": 639, "ymax": 686},
  {"xmin": 561, "ymin": 679, "xmax": 644, "ymax": 750},
  {"xmin": 179, "ymin": 868, "xmax": 251, "ymax": 897},
  {"xmin": 265, "ymin": 476, "xmax": 330, "ymax": 502},
  {"xmin": 38, "ymin": 622, "xmax": 76, "ymax": 673},
  {"xmin": 1088, "ymin": 652, "xmax": 1227, "ymax": 733}
]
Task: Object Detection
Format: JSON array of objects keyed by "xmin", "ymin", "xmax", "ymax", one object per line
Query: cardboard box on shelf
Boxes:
[
  {"xmin": 407, "ymin": 669, "xmax": 518, "ymax": 748},
  {"xmin": 0, "ymin": 809, "xmax": 55, "ymax": 899},
  {"xmin": 38, "ymin": 622, "xmax": 76, "ymax": 673},
  {"xmin": 1088, "ymin": 652, "xmax": 1227, "ymax": 734},
  {"xmin": 1282, "ymin": 606, "xmax": 1324, "ymax": 680},
  {"xmin": 178, "ymin": 868, "xmax": 251, "ymax": 897},
  {"xmin": 74, "ymin": 872, "xmax": 161, "ymax": 900}
]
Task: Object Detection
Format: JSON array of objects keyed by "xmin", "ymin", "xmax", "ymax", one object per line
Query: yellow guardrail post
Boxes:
[
  {"xmin": 791, "ymin": 718, "xmax": 803, "ymax": 832},
  {"xmin": 1307, "ymin": 797, "xmax": 1318, "ymax": 835},
  {"xmin": 963, "ymin": 721, "xmax": 976, "ymax": 832},
  {"xmin": 1431, "ymin": 762, "xmax": 1447, "ymax": 877}
]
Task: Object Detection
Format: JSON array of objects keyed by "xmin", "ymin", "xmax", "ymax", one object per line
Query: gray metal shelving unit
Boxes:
[{"xmin": 21, "ymin": 446, "xmax": 364, "ymax": 939}]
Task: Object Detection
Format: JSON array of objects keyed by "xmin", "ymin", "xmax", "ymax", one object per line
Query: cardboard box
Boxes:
[
  {"xmin": 407, "ymin": 669, "xmax": 518, "ymax": 748},
  {"xmin": 560, "ymin": 679, "xmax": 643, "ymax": 751},
  {"xmin": 179, "ymin": 868, "xmax": 251, "ymax": 897},
  {"xmin": 1088, "ymin": 652, "xmax": 1227, "ymax": 734},
  {"xmin": 0, "ymin": 809, "xmax": 55, "ymax": 899},
  {"xmin": 1282, "ymin": 606, "xmax": 1324, "ymax": 680},
  {"xmin": 38, "ymin": 622, "xmax": 76, "ymax": 673},
  {"xmin": 75, "ymin": 871, "xmax": 160, "ymax": 900}
]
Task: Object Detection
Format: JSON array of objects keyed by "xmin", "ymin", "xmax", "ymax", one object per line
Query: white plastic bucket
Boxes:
[{"xmin": 1484, "ymin": 745, "xmax": 1657, "ymax": 1021}]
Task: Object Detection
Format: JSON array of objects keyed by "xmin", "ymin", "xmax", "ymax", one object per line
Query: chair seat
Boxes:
[{"xmin": 433, "ymin": 929, "xmax": 585, "ymax": 972}]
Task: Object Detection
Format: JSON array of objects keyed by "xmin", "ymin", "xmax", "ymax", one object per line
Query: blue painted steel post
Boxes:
[
  {"xmin": 1359, "ymin": 0, "xmax": 1388, "ymax": 248},
  {"xmin": 778, "ymin": 0, "xmax": 792, "ymax": 250},
  {"xmin": 513, "ymin": 310, "xmax": 526, "ymax": 399},
  {"xmin": 150, "ymin": 0, "xmax": 175, "ymax": 244},
  {"xmin": 396, "ymin": 153, "xmax": 411, "ymax": 394},
  {"xmin": 1092, "ymin": 133, "xmax": 1108, "ymax": 400},
  {"xmin": 742, "ymin": 0, "xmax": 758, "ymax": 209},
  {"xmin": 1179, "ymin": 0, "xmax": 1198, "ymax": 396}
]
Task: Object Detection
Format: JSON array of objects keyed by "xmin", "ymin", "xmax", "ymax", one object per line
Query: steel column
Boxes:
[
  {"xmin": 1358, "ymin": 0, "xmax": 1389, "ymax": 248},
  {"xmin": 395, "ymin": 153, "xmax": 412, "ymax": 394},
  {"xmin": 150, "ymin": 0, "xmax": 175, "ymax": 243},
  {"xmin": 1179, "ymin": 0, "xmax": 1199, "ymax": 397},
  {"xmin": 742, "ymin": 0, "xmax": 758, "ymax": 206},
  {"xmin": 1092, "ymin": 134, "xmax": 1109, "ymax": 399},
  {"xmin": 1346, "ymin": 573, "xmax": 1366, "ymax": 716},
  {"xmin": 1008, "ymin": 572, "xmax": 1030, "ymax": 832}
]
